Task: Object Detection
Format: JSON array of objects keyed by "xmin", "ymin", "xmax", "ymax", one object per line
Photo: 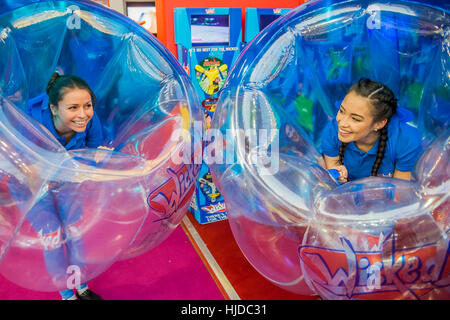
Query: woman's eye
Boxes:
[{"xmin": 352, "ymin": 117, "xmax": 362, "ymax": 122}]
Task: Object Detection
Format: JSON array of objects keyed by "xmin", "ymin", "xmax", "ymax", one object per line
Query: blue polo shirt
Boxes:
[
  {"xmin": 27, "ymin": 93, "xmax": 104, "ymax": 151},
  {"xmin": 321, "ymin": 114, "xmax": 422, "ymax": 181}
]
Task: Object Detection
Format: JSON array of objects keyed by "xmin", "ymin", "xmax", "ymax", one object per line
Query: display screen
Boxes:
[
  {"xmin": 191, "ymin": 14, "xmax": 230, "ymax": 47},
  {"xmin": 126, "ymin": 2, "xmax": 157, "ymax": 35},
  {"xmin": 259, "ymin": 14, "xmax": 280, "ymax": 31}
]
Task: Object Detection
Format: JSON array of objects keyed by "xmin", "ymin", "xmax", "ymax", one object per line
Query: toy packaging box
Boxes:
[
  {"xmin": 189, "ymin": 97, "xmax": 228, "ymax": 224},
  {"xmin": 174, "ymin": 8, "xmax": 244, "ymax": 224},
  {"xmin": 189, "ymin": 162, "xmax": 228, "ymax": 224}
]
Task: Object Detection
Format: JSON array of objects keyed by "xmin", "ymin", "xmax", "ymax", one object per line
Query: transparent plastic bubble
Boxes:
[
  {"xmin": 303, "ymin": 178, "xmax": 449, "ymax": 300},
  {"xmin": 0, "ymin": 1, "xmax": 201, "ymax": 292},
  {"xmin": 209, "ymin": 0, "xmax": 449, "ymax": 299}
]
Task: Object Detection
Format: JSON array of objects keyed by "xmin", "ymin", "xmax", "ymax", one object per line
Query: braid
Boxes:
[
  {"xmin": 371, "ymin": 125, "xmax": 388, "ymax": 176},
  {"xmin": 338, "ymin": 142, "xmax": 347, "ymax": 166},
  {"xmin": 364, "ymin": 82, "xmax": 395, "ymax": 177}
]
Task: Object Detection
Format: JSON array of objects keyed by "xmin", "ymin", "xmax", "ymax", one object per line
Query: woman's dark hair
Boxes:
[
  {"xmin": 339, "ymin": 78, "xmax": 398, "ymax": 176},
  {"xmin": 46, "ymin": 72, "xmax": 96, "ymax": 107}
]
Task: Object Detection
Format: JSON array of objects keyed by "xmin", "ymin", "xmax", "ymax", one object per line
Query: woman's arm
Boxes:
[
  {"xmin": 323, "ymin": 154, "xmax": 339, "ymax": 169},
  {"xmin": 393, "ymin": 169, "xmax": 412, "ymax": 181}
]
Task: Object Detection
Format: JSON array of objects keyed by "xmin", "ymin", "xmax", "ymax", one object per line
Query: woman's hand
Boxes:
[
  {"xmin": 323, "ymin": 155, "xmax": 349, "ymax": 184},
  {"xmin": 97, "ymin": 146, "xmax": 114, "ymax": 151},
  {"xmin": 333, "ymin": 165, "xmax": 349, "ymax": 184},
  {"xmin": 94, "ymin": 146, "xmax": 114, "ymax": 164},
  {"xmin": 393, "ymin": 169, "xmax": 412, "ymax": 181}
]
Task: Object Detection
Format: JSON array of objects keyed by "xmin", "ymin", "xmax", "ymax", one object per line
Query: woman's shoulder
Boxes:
[
  {"xmin": 388, "ymin": 114, "xmax": 420, "ymax": 137},
  {"xmin": 320, "ymin": 118, "xmax": 340, "ymax": 155},
  {"xmin": 27, "ymin": 93, "xmax": 48, "ymax": 118},
  {"xmin": 387, "ymin": 115, "xmax": 422, "ymax": 156},
  {"xmin": 321, "ymin": 118, "xmax": 339, "ymax": 141},
  {"xmin": 323, "ymin": 117, "xmax": 338, "ymax": 131}
]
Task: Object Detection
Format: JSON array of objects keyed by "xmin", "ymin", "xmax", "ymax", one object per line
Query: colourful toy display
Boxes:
[
  {"xmin": 174, "ymin": 8, "xmax": 243, "ymax": 224},
  {"xmin": 0, "ymin": 0, "xmax": 202, "ymax": 292},
  {"xmin": 194, "ymin": 57, "xmax": 228, "ymax": 96},
  {"xmin": 209, "ymin": 0, "xmax": 449, "ymax": 299}
]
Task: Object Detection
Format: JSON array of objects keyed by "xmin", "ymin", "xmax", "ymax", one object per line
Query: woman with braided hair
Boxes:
[{"xmin": 321, "ymin": 78, "xmax": 422, "ymax": 184}]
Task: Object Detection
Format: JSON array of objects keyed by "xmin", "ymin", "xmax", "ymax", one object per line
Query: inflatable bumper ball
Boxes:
[
  {"xmin": 0, "ymin": 0, "xmax": 202, "ymax": 292},
  {"xmin": 208, "ymin": 0, "xmax": 449, "ymax": 299}
]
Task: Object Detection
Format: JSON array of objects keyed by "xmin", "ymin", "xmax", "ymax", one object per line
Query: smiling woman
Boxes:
[
  {"xmin": 28, "ymin": 72, "xmax": 104, "ymax": 151},
  {"xmin": 321, "ymin": 78, "xmax": 422, "ymax": 183},
  {"xmin": 21, "ymin": 72, "xmax": 106, "ymax": 300},
  {"xmin": 0, "ymin": 0, "xmax": 201, "ymax": 299},
  {"xmin": 50, "ymin": 89, "xmax": 93, "ymax": 137},
  {"xmin": 207, "ymin": 0, "xmax": 449, "ymax": 300}
]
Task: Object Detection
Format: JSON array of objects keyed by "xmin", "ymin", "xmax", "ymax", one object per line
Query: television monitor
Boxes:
[
  {"xmin": 259, "ymin": 14, "xmax": 280, "ymax": 31},
  {"xmin": 190, "ymin": 14, "xmax": 230, "ymax": 47}
]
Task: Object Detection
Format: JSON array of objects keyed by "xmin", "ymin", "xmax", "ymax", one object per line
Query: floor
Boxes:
[{"xmin": 0, "ymin": 210, "xmax": 317, "ymax": 300}]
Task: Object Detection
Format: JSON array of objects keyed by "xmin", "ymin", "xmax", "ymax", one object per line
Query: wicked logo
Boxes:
[
  {"xmin": 299, "ymin": 231, "xmax": 450, "ymax": 299},
  {"xmin": 147, "ymin": 163, "xmax": 200, "ymax": 222}
]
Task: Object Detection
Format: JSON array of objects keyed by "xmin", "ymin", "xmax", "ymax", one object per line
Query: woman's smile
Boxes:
[
  {"xmin": 338, "ymin": 127, "xmax": 352, "ymax": 138},
  {"xmin": 73, "ymin": 119, "xmax": 88, "ymax": 128},
  {"xmin": 336, "ymin": 91, "xmax": 381, "ymax": 145},
  {"xmin": 51, "ymin": 88, "xmax": 94, "ymax": 136}
]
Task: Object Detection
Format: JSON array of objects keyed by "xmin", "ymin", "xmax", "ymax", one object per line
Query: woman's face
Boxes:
[
  {"xmin": 336, "ymin": 91, "xmax": 386, "ymax": 144},
  {"xmin": 50, "ymin": 88, "xmax": 93, "ymax": 136}
]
